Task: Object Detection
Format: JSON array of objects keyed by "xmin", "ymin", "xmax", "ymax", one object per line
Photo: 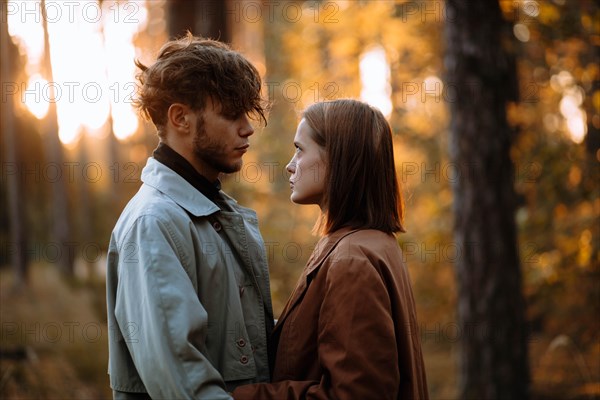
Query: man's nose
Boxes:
[{"xmin": 239, "ymin": 115, "xmax": 254, "ymax": 137}]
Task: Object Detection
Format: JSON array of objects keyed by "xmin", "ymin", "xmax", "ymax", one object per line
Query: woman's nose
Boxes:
[{"xmin": 286, "ymin": 159, "xmax": 296, "ymax": 174}]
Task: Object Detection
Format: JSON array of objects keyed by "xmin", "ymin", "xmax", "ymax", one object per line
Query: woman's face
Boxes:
[{"xmin": 286, "ymin": 119, "xmax": 326, "ymax": 207}]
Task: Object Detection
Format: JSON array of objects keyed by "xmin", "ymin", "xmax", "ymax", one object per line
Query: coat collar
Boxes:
[
  {"xmin": 274, "ymin": 227, "xmax": 359, "ymax": 333},
  {"xmin": 141, "ymin": 157, "xmax": 220, "ymax": 217},
  {"xmin": 304, "ymin": 227, "xmax": 359, "ymax": 276}
]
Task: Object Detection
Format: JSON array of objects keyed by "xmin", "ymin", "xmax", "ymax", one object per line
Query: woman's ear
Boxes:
[{"xmin": 167, "ymin": 103, "xmax": 191, "ymax": 134}]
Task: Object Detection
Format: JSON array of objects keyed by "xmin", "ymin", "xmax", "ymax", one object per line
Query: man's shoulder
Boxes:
[{"xmin": 113, "ymin": 183, "xmax": 193, "ymax": 239}]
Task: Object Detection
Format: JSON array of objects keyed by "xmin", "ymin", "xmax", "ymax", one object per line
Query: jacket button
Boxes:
[
  {"xmin": 240, "ymin": 355, "xmax": 248, "ymax": 364},
  {"xmin": 237, "ymin": 338, "xmax": 246, "ymax": 347},
  {"xmin": 212, "ymin": 221, "xmax": 222, "ymax": 232}
]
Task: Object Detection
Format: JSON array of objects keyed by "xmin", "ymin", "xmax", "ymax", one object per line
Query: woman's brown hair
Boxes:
[
  {"xmin": 134, "ymin": 32, "xmax": 267, "ymax": 137},
  {"xmin": 303, "ymin": 99, "xmax": 405, "ymax": 234}
]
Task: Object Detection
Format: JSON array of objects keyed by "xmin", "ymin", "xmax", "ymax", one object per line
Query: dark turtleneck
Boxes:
[{"xmin": 152, "ymin": 142, "xmax": 222, "ymax": 202}]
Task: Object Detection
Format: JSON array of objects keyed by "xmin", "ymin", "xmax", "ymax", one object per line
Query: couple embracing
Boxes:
[{"xmin": 106, "ymin": 34, "xmax": 428, "ymax": 400}]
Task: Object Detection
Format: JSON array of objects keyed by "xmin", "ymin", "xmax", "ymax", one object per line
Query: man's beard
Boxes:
[{"xmin": 192, "ymin": 116, "xmax": 243, "ymax": 174}]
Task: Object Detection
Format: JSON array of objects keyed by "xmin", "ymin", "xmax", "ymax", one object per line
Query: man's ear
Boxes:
[{"xmin": 167, "ymin": 103, "xmax": 192, "ymax": 134}]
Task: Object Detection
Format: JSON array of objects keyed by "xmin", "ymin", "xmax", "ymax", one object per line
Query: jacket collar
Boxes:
[
  {"xmin": 141, "ymin": 157, "xmax": 220, "ymax": 217},
  {"xmin": 304, "ymin": 226, "xmax": 359, "ymax": 276},
  {"xmin": 274, "ymin": 227, "xmax": 359, "ymax": 333}
]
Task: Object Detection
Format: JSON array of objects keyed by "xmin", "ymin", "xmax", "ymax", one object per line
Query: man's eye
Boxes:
[{"xmin": 225, "ymin": 111, "xmax": 243, "ymax": 120}]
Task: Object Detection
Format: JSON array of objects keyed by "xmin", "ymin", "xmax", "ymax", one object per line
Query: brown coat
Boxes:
[{"xmin": 233, "ymin": 228, "xmax": 428, "ymax": 400}]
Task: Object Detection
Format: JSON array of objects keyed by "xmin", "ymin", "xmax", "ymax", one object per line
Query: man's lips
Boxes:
[{"xmin": 235, "ymin": 144, "xmax": 249, "ymax": 152}]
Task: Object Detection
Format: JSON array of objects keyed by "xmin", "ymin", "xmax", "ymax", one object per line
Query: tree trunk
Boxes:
[
  {"xmin": 77, "ymin": 131, "xmax": 94, "ymax": 279},
  {"xmin": 585, "ymin": 40, "xmax": 599, "ymax": 157},
  {"xmin": 41, "ymin": 0, "xmax": 74, "ymax": 276},
  {"xmin": 1, "ymin": 0, "xmax": 28, "ymax": 287},
  {"xmin": 444, "ymin": 1, "xmax": 529, "ymax": 398},
  {"xmin": 167, "ymin": 0, "xmax": 229, "ymax": 42}
]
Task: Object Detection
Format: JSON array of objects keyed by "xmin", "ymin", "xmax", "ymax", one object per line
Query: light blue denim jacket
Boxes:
[{"xmin": 106, "ymin": 157, "xmax": 273, "ymax": 399}]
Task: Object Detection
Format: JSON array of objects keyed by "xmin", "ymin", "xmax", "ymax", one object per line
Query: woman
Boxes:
[{"xmin": 233, "ymin": 99, "xmax": 428, "ymax": 399}]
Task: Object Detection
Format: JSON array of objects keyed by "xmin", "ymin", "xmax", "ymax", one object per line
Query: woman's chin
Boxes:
[
  {"xmin": 290, "ymin": 193, "xmax": 320, "ymax": 206},
  {"xmin": 290, "ymin": 192, "xmax": 305, "ymax": 204}
]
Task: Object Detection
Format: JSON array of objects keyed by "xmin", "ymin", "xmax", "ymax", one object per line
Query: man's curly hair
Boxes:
[{"xmin": 134, "ymin": 32, "xmax": 267, "ymax": 136}]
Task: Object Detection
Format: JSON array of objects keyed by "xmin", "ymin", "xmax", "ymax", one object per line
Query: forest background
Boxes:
[{"xmin": 0, "ymin": 0, "xmax": 598, "ymax": 399}]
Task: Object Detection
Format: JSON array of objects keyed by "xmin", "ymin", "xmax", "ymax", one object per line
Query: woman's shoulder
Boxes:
[
  {"xmin": 336, "ymin": 228, "xmax": 397, "ymax": 249},
  {"xmin": 325, "ymin": 228, "xmax": 401, "ymax": 263},
  {"xmin": 317, "ymin": 229, "xmax": 404, "ymax": 288}
]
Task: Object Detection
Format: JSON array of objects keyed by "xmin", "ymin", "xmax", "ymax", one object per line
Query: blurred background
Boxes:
[{"xmin": 0, "ymin": 0, "xmax": 598, "ymax": 399}]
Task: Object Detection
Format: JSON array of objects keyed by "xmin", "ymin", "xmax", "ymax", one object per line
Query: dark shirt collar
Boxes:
[{"xmin": 152, "ymin": 142, "xmax": 221, "ymax": 201}]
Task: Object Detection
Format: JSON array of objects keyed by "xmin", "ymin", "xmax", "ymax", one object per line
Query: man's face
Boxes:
[{"xmin": 192, "ymin": 100, "xmax": 254, "ymax": 177}]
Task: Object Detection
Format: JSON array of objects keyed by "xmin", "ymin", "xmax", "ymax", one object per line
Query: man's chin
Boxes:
[{"xmin": 220, "ymin": 160, "xmax": 243, "ymax": 174}]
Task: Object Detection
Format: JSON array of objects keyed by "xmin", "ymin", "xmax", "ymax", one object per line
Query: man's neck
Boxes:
[
  {"xmin": 152, "ymin": 143, "xmax": 222, "ymax": 201},
  {"xmin": 161, "ymin": 139, "xmax": 219, "ymax": 182}
]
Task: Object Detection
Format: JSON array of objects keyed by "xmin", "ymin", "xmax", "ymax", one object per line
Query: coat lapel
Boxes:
[{"xmin": 273, "ymin": 228, "xmax": 359, "ymax": 334}]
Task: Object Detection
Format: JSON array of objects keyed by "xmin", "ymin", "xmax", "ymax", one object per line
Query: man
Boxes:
[{"xmin": 106, "ymin": 33, "xmax": 274, "ymax": 399}]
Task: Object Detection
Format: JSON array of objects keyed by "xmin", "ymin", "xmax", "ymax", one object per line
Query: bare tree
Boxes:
[
  {"xmin": 41, "ymin": 0, "xmax": 74, "ymax": 275},
  {"xmin": 444, "ymin": 0, "xmax": 530, "ymax": 398},
  {"xmin": 167, "ymin": 0, "xmax": 229, "ymax": 42},
  {"xmin": 1, "ymin": 0, "xmax": 28, "ymax": 287}
]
